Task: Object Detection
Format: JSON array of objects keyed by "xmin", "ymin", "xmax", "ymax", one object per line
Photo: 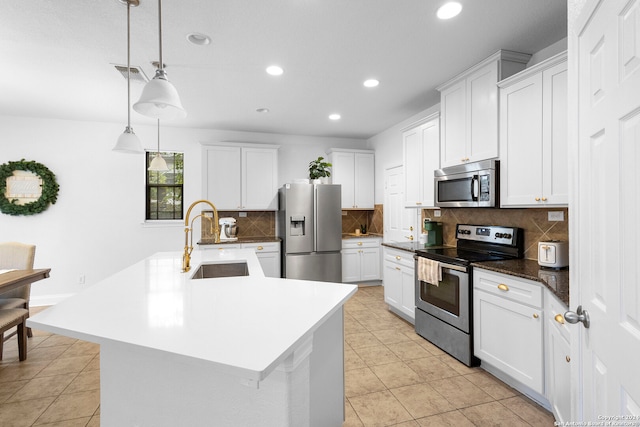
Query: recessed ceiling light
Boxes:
[
  {"xmin": 437, "ymin": 2, "xmax": 462, "ymax": 20},
  {"xmin": 363, "ymin": 79, "xmax": 379, "ymax": 88},
  {"xmin": 266, "ymin": 65, "xmax": 284, "ymax": 76},
  {"xmin": 256, "ymin": 108, "xmax": 270, "ymax": 113},
  {"xmin": 329, "ymin": 114, "xmax": 341, "ymax": 121},
  {"xmin": 186, "ymin": 32, "xmax": 211, "ymax": 46}
]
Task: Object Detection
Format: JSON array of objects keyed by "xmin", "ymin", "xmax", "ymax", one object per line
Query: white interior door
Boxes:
[
  {"xmin": 571, "ymin": 0, "xmax": 640, "ymax": 420},
  {"xmin": 384, "ymin": 166, "xmax": 403, "ymax": 242}
]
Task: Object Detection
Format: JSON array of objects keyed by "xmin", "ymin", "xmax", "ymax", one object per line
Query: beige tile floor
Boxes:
[{"xmin": 0, "ymin": 286, "xmax": 555, "ymax": 426}]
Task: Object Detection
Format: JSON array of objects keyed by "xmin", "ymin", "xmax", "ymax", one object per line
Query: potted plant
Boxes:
[{"xmin": 308, "ymin": 157, "xmax": 332, "ymax": 183}]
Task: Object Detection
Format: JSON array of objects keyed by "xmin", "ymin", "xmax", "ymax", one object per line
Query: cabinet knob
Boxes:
[
  {"xmin": 566, "ymin": 355, "xmax": 571, "ymax": 363},
  {"xmin": 257, "ymin": 246, "xmax": 263, "ymax": 251},
  {"xmin": 542, "ymin": 197, "xmax": 547, "ymax": 201},
  {"xmin": 395, "ymin": 267, "xmax": 401, "ymax": 271},
  {"xmin": 533, "ymin": 313, "xmax": 539, "ymax": 319},
  {"xmin": 554, "ymin": 314, "xmax": 565, "ymax": 324},
  {"xmin": 395, "ymin": 256, "xmax": 401, "ymax": 260},
  {"xmin": 357, "ymin": 242, "xmax": 363, "ymax": 246},
  {"xmin": 416, "ymin": 202, "xmax": 422, "ymax": 205},
  {"xmin": 497, "ymin": 283, "xmax": 509, "ymax": 291},
  {"xmin": 404, "ymin": 235, "xmax": 414, "ymax": 241},
  {"xmin": 535, "ymin": 197, "xmax": 541, "ymax": 201}
]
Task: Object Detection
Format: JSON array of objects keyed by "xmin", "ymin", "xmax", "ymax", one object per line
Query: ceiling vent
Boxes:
[{"xmin": 113, "ymin": 64, "xmax": 149, "ymax": 83}]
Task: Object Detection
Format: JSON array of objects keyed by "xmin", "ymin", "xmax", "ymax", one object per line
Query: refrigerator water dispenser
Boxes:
[{"xmin": 290, "ymin": 215, "xmax": 306, "ymax": 236}]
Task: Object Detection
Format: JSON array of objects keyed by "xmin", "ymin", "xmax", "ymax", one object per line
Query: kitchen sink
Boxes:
[{"xmin": 190, "ymin": 262, "xmax": 249, "ymax": 279}]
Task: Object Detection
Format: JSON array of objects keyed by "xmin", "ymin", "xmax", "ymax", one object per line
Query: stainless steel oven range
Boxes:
[{"xmin": 414, "ymin": 224, "xmax": 524, "ymax": 366}]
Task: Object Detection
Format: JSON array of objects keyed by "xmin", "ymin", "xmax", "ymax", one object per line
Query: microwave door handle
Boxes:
[{"xmin": 471, "ymin": 176, "xmax": 479, "ymax": 201}]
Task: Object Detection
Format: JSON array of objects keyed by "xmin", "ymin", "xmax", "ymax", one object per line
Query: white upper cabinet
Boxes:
[
  {"xmin": 203, "ymin": 143, "xmax": 279, "ymax": 210},
  {"xmin": 328, "ymin": 149, "xmax": 374, "ymax": 209},
  {"xmin": 438, "ymin": 50, "xmax": 531, "ymax": 168},
  {"xmin": 403, "ymin": 113, "xmax": 440, "ymax": 208},
  {"xmin": 499, "ymin": 52, "xmax": 568, "ymax": 207}
]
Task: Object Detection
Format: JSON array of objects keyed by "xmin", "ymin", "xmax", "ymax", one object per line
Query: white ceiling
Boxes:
[{"xmin": 0, "ymin": 0, "xmax": 567, "ymax": 139}]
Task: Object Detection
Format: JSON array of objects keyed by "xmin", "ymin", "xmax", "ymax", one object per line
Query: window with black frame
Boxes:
[{"xmin": 145, "ymin": 152, "xmax": 184, "ymax": 220}]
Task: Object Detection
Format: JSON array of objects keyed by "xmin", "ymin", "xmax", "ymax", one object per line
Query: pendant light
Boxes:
[
  {"xmin": 148, "ymin": 119, "xmax": 169, "ymax": 171},
  {"xmin": 113, "ymin": 0, "xmax": 143, "ymax": 153},
  {"xmin": 133, "ymin": 0, "xmax": 186, "ymax": 120}
]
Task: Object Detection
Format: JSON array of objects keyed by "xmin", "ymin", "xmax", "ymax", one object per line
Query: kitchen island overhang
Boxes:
[{"xmin": 28, "ymin": 249, "xmax": 357, "ymax": 427}]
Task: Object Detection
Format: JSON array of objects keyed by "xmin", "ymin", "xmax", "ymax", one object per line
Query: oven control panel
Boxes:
[{"xmin": 456, "ymin": 224, "xmax": 517, "ymax": 245}]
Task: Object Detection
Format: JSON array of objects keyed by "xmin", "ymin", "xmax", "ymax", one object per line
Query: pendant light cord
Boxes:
[
  {"xmin": 157, "ymin": 0, "xmax": 163, "ymax": 71},
  {"xmin": 157, "ymin": 119, "xmax": 161, "ymax": 154},
  {"xmin": 126, "ymin": 0, "xmax": 132, "ymax": 129}
]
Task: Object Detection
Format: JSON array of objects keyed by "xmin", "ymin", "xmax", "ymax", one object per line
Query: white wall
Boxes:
[
  {"xmin": 367, "ymin": 104, "xmax": 441, "ymax": 204},
  {"xmin": 0, "ymin": 115, "xmax": 365, "ymax": 304}
]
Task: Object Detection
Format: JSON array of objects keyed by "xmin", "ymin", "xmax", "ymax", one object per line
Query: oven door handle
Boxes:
[{"xmin": 439, "ymin": 262, "xmax": 468, "ymax": 273}]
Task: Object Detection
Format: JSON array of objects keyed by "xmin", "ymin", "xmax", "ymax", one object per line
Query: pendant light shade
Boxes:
[
  {"xmin": 114, "ymin": 126, "xmax": 143, "ymax": 153},
  {"xmin": 134, "ymin": 0, "xmax": 186, "ymax": 121},
  {"xmin": 133, "ymin": 69, "xmax": 186, "ymax": 120},
  {"xmin": 113, "ymin": 0, "xmax": 143, "ymax": 153},
  {"xmin": 148, "ymin": 119, "xmax": 169, "ymax": 171}
]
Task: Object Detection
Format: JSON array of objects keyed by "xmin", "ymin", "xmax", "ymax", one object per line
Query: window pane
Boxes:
[{"xmin": 146, "ymin": 152, "xmax": 184, "ymax": 220}]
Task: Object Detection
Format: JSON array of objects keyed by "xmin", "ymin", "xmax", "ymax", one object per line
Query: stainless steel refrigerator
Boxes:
[{"xmin": 278, "ymin": 183, "xmax": 342, "ymax": 282}]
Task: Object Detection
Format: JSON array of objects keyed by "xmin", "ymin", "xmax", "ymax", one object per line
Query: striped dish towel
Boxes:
[{"xmin": 417, "ymin": 258, "xmax": 441, "ymax": 286}]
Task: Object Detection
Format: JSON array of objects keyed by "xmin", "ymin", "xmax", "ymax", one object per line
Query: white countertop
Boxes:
[{"xmin": 28, "ymin": 249, "xmax": 357, "ymax": 381}]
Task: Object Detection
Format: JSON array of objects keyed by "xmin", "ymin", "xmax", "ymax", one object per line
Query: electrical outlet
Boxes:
[
  {"xmin": 239, "ymin": 212, "xmax": 247, "ymax": 218},
  {"xmin": 548, "ymin": 211, "xmax": 564, "ymax": 221},
  {"xmin": 434, "ymin": 210, "xmax": 442, "ymax": 217},
  {"xmin": 78, "ymin": 275, "xmax": 86, "ymax": 285}
]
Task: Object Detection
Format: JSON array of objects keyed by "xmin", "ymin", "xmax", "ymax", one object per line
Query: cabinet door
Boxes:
[
  {"xmin": 400, "ymin": 264, "xmax": 415, "ymax": 320},
  {"xmin": 547, "ymin": 320, "xmax": 571, "ymax": 423},
  {"xmin": 243, "ymin": 148, "xmax": 278, "ymax": 210},
  {"xmin": 354, "ymin": 153, "xmax": 374, "ymax": 209},
  {"xmin": 360, "ymin": 247, "xmax": 380, "ymax": 281},
  {"xmin": 255, "ymin": 251, "xmax": 281, "ymax": 278},
  {"xmin": 421, "ymin": 119, "xmax": 440, "ymax": 207},
  {"xmin": 474, "ymin": 289, "xmax": 544, "ymax": 394},
  {"xmin": 341, "ymin": 249, "xmax": 360, "ymax": 283},
  {"xmin": 331, "ymin": 152, "xmax": 355, "ymax": 208},
  {"xmin": 440, "ymin": 80, "xmax": 467, "ymax": 167},
  {"xmin": 205, "ymin": 146, "xmax": 242, "ymax": 209},
  {"xmin": 383, "ymin": 260, "xmax": 402, "ymax": 308},
  {"xmin": 467, "ymin": 61, "xmax": 499, "ymax": 163},
  {"xmin": 542, "ymin": 61, "xmax": 568, "ymax": 205},
  {"xmin": 500, "ymin": 73, "xmax": 545, "ymax": 206},
  {"xmin": 403, "ymin": 127, "xmax": 422, "ymax": 207}
]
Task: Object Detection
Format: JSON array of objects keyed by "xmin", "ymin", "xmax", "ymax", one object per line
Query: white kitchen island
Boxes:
[{"xmin": 28, "ymin": 249, "xmax": 357, "ymax": 427}]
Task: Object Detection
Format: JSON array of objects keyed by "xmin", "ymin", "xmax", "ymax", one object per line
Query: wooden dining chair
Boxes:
[
  {"xmin": 0, "ymin": 308, "xmax": 29, "ymax": 360},
  {"xmin": 0, "ymin": 242, "xmax": 36, "ymax": 339}
]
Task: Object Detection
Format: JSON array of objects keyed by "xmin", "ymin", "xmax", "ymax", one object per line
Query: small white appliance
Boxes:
[
  {"xmin": 219, "ymin": 217, "xmax": 238, "ymax": 241},
  {"xmin": 538, "ymin": 241, "xmax": 569, "ymax": 268}
]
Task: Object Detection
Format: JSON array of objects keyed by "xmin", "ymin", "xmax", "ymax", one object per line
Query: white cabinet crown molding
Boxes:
[
  {"xmin": 326, "ymin": 148, "xmax": 374, "ymax": 154},
  {"xmin": 201, "ymin": 141, "xmax": 281, "ymax": 150},
  {"xmin": 400, "ymin": 111, "xmax": 440, "ymax": 133},
  {"xmin": 436, "ymin": 49, "xmax": 532, "ymax": 92},
  {"xmin": 498, "ymin": 51, "xmax": 568, "ymax": 88}
]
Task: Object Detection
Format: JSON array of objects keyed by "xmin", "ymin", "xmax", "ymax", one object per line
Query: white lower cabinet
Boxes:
[
  {"xmin": 341, "ymin": 238, "xmax": 381, "ymax": 283},
  {"xmin": 382, "ymin": 247, "xmax": 415, "ymax": 323},
  {"xmin": 200, "ymin": 241, "xmax": 281, "ymax": 278},
  {"xmin": 241, "ymin": 242, "xmax": 281, "ymax": 278},
  {"xmin": 474, "ymin": 267, "xmax": 572, "ymax": 421},
  {"xmin": 473, "ymin": 269, "xmax": 544, "ymax": 395},
  {"xmin": 545, "ymin": 292, "xmax": 571, "ymax": 424}
]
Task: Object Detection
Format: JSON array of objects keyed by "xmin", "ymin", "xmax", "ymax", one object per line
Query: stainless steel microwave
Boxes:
[{"xmin": 434, "ymin": 160, "xmax": 499, "ymax": 208}]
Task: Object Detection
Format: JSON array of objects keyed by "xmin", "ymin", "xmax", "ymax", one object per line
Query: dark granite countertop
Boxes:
[
  {"xmin": 342, "ymin": 233, "xmax": 383, "ymax": 240},
  {"xmin": 198, "ymin": 237, "xmax": 281, "ymax": 245},
  {"xmin": 472, "ymin": 258, "xmax": 569, "ymax": 307},
  {"xmin": 381, "ymin": 241, "xmax": 449, "ymax": 253}
]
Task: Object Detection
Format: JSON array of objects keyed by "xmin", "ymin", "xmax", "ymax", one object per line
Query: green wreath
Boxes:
[{"xmin": 0, "ymin": 159, "xmax": 59, "ymax": 216}]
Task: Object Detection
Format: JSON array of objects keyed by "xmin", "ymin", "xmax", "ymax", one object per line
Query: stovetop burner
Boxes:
[{"xmin": 415, "ymin": 224, "xmax": 524, "ymax": 266}]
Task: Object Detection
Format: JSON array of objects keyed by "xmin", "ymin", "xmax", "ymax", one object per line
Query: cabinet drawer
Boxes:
[
  {"xmin": 383, "ymin": 248, "xmax": 414, "ymax": 268},
  {"xmin": 200, "ymin": 243, "xmax": 242, "ymax": 250},
  {"xmin": 546, "ymin": 292, "xmax": 571, "ymax": 343},
  {"xmin": 241, "ymin": 242, "xmax": 280, "ymax": 253},
  {"xmin": 342, "ymin": 238, "xmax": 381, "ymax": 250},
  {"xmin": 474, "ymin": 268, "xmax": 543, "ymax": 308}
]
